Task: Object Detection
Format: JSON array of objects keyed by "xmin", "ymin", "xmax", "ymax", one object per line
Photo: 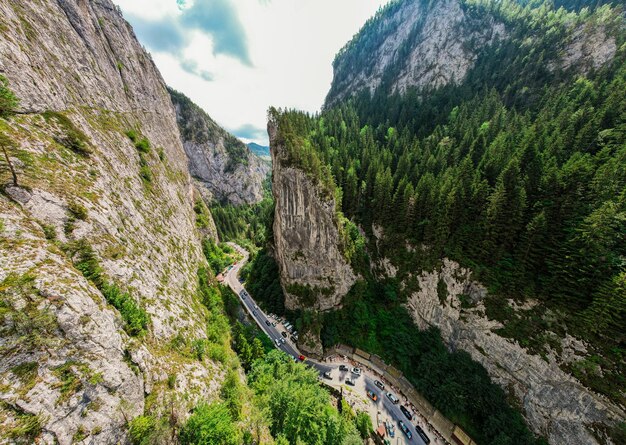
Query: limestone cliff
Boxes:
[
  {"xmin": 325, "ymin": 0, "xmax": 618, "ymax": 108},
  {"xmin": 170, "ymin": 89, "xmax": 270, "ymax": 206},
  {"xmin": 0, "ymin": 1, "xmax": 231, "ymax": 443},
  {"xmin": 268, "ymin": 119, "xmax": 356, "ymax": 312},
  {"xmin": 325, "ymin": 0, "xmax": 506, "ymax": 107},
  {"xmin": 402, "ymin": 258, "xmax": 626, "ymax": 445}
]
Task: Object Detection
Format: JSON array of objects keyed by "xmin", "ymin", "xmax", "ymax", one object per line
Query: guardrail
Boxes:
[{"xmin": 324, "ymin": 344, "xmax": 476, "ymax": 445}]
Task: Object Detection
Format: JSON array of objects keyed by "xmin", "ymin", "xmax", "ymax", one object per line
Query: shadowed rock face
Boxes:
[
  {"xmin": 402, "ymin": 258, "xmax": 625, "ymax": 445},
  {"xmin": 0, "ymin": 1, "xmax": 228, "ymax": 443},
  {"xmin": 170, "ymin": 89, "xmax": 270, "ymax": 206},
  {"xmin": 269, "ymin": 121, "xmax": 356, "ymax": 312}
]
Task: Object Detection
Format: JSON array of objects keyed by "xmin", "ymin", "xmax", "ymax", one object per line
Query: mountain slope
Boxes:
[
  {"xmin": 268, "ymin": 1, "xmax": 626, "ymax": 444},
  {"xmin": 325, "ymin": 0, "xmax": 618, "ymax": 108},
  {"xmin": 0, "ymin": 1, "xmax": 237, "ymax": 443},
  {"xmin": 170, "ymin": 89, "xmax": 270, "ymax": 206},
  {"xmin": 247, "ymin": 142, "xmax": 271, "ymax": 160}
]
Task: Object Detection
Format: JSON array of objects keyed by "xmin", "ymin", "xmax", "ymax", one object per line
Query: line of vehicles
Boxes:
[{"xmin": 237, "ymin": 285, "xmax": 430, "ymax": 444}]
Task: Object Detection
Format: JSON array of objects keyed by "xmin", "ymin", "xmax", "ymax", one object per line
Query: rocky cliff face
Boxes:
[
  {"xmin": 401, "ymin": 257, "xmax": 625, "ymax": 445},
  {"xmin": 325, "ymin": 0, "xmax": 506, "ymax": 107},
  {"xmin": 170, "ymin": 89, "xmax": 270, "ymax": 206},
  {"xmin": 0, "ymin": 1, "xmax": 229, "ymax": 443},
  {"xmin": 268, "ymin": 120, "xmax": 356, "ymax": 312},
  {"xmin": 325, "ymin": 0, "xmax": 618, "ymax": 108}
]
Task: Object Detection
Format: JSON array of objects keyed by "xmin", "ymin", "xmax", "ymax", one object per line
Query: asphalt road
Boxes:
[
  {"xmin": 225, "ymin": 243, "xmax": 431, "ymax": 445},
  {"xmin": 363, "ymin": 375, "xmax": 429, "ymax": 445},
  {"xmin": 224, "ymin": 244, "xmax": 331, "ymax": 374}
]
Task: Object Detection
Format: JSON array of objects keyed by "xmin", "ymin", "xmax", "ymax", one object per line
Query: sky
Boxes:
[{"xmin": 113, "ymin": 0, "xmax": 390, "ymax": 146}]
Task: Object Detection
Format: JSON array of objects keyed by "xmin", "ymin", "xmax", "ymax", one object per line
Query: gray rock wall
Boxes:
[
  {"xmin": 0, "ymin": 1, "xmax": 230, "ymax": 443},
  {"xmin": 170, "ymin": 90, "xmax": 270, "ymax": 206},
  {"xmin": 326, "ymin": 0, "xmax": 506, "ymax": 107},
  {"xmin": 269, "ymin": 121, "xmax": 356, "ymax": 312},
  {"xmin": 404, "ymin": 258, "xmax": 625, "ymax": 445}
]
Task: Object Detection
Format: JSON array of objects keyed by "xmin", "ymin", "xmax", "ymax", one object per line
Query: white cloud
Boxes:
[{"xmin": 115, "ymin": 0, "xmax": 390, "ymax": 145}]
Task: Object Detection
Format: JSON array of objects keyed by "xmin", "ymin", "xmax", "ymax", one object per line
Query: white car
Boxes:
[
  {"xmin": 351, "ymin": 367, "xmax": 362, "ymax": 376},
  {"xmin": 386, "ymin": 392, "xmax": 399, "ymax": 404},
  {"xmin": 274, "ymin": 338, "xmax": 281, "ymax": 347}
]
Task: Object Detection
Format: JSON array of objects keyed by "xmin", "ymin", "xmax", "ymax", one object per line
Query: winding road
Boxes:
[{"xmin": 225, "ymin": 243, "xmax": 435, "ymax": 445}]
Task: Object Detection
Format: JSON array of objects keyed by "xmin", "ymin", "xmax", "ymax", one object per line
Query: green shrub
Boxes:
[
  {"xmin": 179, "ymin": 403, "xmax": 240, "ymax": 445},
  {"xmin": 167, "ymin": 374, "xmax": 176, "ymax": 389},
  {"xmin": 202, "ymin": 239, "xmax": 231, "ymax": 275},
  {"xmin": 0, "ymin": 74, "xmax": 19, "ymax": 117},
  {"xmin": 7, "ymin": 412, "xmax": 42, "ymax": 444},
  {"xmin": 41, "ymin": 224, "xmax": 56, "ymax": 240},
  {"xmin": 53, "ymin": 361, "xmax": 83, "ymax": 403},
  {"xmin": 139, "ymin": 163, "xmax": 152, "ymax": 184},
  {"xmin": 194, "ymin": 200, "xmax": 212, "ymax": 229},
  {"xmin": 129, "ymin": 415, "xmax": 155, "ymax": 445},
  {"xmin": 11, "ymin": 362, "xmax": 38, "ymax": 386},
  {"xmin": 72, "ymin": 425, "xmax": 88, "ymax": 442},
  {"xmin": 101, "ymin": 283, "xmax": 149, "ymax": 336},
  {"xmin": 71, "ymin": 240, "xmax": 149, "ymax": 336},
  {"xmin": 220, "ymin": 370, "xmax": 244, "ymax": 420},
  {"xmin": 135, "ymin": 138, "xmax": 151, "ymax": 154},
  {"xmin": 68, "ymin": 201, "xmax": 88, "ymax": 221},
  {"xmin": 42, "ymin": 111, "xmax": 92, "ymax": 156},
  {"xmin": 125, "ymin": 129, "xmax": 138, "ymax": 143},
  {"xmin": 192, "ymin": 339, "xmax": 207, "ymax": 361},
  {"xmin": 355, "ymin": 411, "xmax": 373, "ymax": 439}
]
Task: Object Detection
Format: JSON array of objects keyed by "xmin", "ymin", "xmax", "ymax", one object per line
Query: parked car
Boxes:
[
  {"xmin": 290, "ymin": 335, "xmax": 297, "ymax": 342},
  {"xmin": 384, "ymin": 421, "xmax": 395, "ymax": 438},
  {"xmin": 272, "ymin": 322, "xmax": 277, "ymax": 327},
  {"xmin": 367, "ymin": 390, "xmax": 378, "ymax": 402},
  {"xmin": 265, "ymin": 320, "xmax": 271, "ymax": 326},
  {"xmin": 415, "ymin": 425, "xmax": 430, "ymax": 444},
  {"xmin": 345, "ymin": 378, "xmax": 355, "ymax": 386},
  {"xmin": 375, "ymin": 380, "xmax": 385, "ymax": 390},
  {"xmin": 398, "ymin": 421, "xmax": 412, "ymax": 440},
  {"xmin": 323, "ymin": 371, "xmax": 332, "ymax": 380},
  {"xmin": 400, "ymin": 405, "xmax": 413, "ymax": 421},
  {"xmin": 281, "ymin": 331, "xmax": 287, "ymax": 338},
  {"xmin": 386, "ymin": 392, "xmax": 399, "ymax": 404},
  {"xmin": 351, "ymin": 367, "xmax": 361, "ymax": 376},
  {"xmin": 339, "ymin": 365, "xmax": 349, "ymax": 371}
]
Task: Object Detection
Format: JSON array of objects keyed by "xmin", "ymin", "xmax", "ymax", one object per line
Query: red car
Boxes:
[{"xmin": 298, "ymin": 355, "xmax": 305, "ymax": 361}]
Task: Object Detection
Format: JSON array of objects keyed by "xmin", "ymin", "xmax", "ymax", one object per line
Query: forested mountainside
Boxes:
[
  {"xmin": 259, "ymin": 1, "xmax": 626, "ymax": 444},
  {"xmin": 169, "ymin": 89, "xmax": 270, "ymax": 206},
  {"xmin": 247, "ymin": 142, "xmax": 271, "ymax": 160}
]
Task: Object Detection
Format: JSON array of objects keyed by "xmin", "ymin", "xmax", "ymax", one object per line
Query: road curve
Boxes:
[{"xmin": 224, "ymin": 243, "xmax": 434, "ymax": 445}]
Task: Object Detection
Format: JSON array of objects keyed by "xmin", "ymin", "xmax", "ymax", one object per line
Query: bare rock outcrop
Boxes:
[
  {"xmin": 325, "ymin": 0, "xmax": 506, "ymax": 107},
  {"xmin": 404, "ymin": 259, "xmax": 625, "ymax": 445},
  {"xmin": 269, "ymin": 120, "xmax": 356, "ymax": 311},
  {"xmin": 170, "ymin": 89, "xmax": 270, "ymax": 206}
]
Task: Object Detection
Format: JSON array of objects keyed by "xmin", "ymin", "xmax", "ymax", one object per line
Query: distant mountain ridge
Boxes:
[
  {"xmin": 170, "ymin": 89, "xmax": 270, "ymax": 205},
  {"xmin": 247, "ymin": 142, "xmax": 271, "ymax": 160}
]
